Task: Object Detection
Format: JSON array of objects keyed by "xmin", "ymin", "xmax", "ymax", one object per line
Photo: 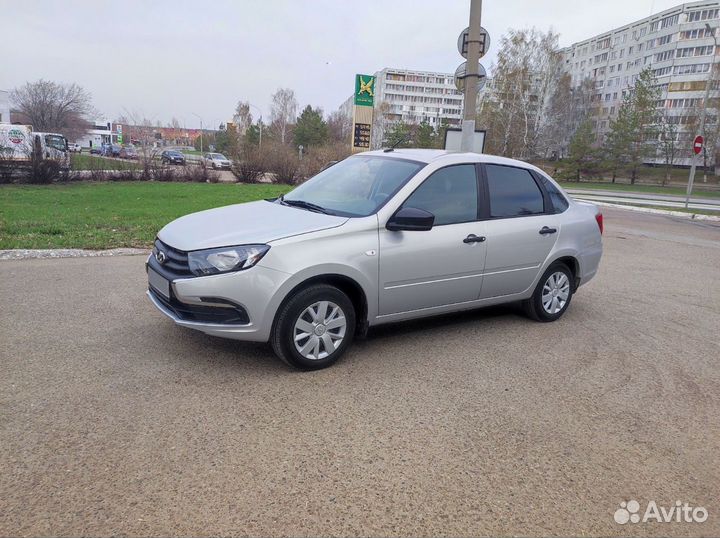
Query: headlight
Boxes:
[{"xmin": 188, "ymin": 244, "xmax": 270, "ymax": 276}]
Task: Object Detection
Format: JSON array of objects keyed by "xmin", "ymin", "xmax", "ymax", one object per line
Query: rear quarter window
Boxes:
[{"xmin": 538, "ymin": 174, "xmax": 569, "ymax": 213}]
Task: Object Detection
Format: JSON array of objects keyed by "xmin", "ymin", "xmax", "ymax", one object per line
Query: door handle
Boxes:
[
  {"xmin": 539, "ymin": 226, "xmax": 557, "ymax": 235},
  {"xmin": 463, "ymin": 234, "xmax": 486, "ymax": 244}
]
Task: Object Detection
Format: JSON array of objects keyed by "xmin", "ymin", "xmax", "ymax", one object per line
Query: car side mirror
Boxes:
[{"xmin": 386, "ymin": 207, "xmax": 435, "ymax": 232}]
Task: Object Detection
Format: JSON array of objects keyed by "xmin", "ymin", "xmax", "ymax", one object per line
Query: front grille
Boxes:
[
  {"xmin": 149, "ymin": 288, "xmax": 250, "ymax": 325},
  {"xmin": 150, "ymin": 239, "xmax": 192, "ymax": 278}
]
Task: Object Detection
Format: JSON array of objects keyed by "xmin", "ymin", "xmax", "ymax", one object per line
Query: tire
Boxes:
[
  {"xmin": 271, "ymin": 284, "xmax": 355, "ymax": 370},
  {"xmin": 522, "ymin": 262, "xmax": 574, "ymax": 322}
]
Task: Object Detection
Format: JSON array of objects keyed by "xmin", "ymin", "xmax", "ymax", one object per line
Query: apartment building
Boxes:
[
  {"xmin": 372, "ymin": 67, "xmax": 464, "ymax": 127},
  {"xmin": 561, "ymin": 0, "xmax": 720, "ymax": 165},
  {"xmin": 340, "ymin": 67, "xmax": 465, "ymax": 148}
]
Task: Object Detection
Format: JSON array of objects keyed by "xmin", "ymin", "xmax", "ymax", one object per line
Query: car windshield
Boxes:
[
  {"xmin": 45, "ymin": 135, "xmax": 67, "ymax": 151},
  {"xmin": 211, "ymin": 153, "xmax": 226, "ymax": 159},
  {"xmin": 281, "ymin": 155, "xmax": 425, "ymax": 217}
]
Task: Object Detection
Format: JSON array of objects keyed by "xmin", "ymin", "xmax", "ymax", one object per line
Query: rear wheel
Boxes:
[
  {"xmin": 522, "ymin": 263, "xmax": 573, "ymax": 322},
  {"xmin": 271, "ymin": 284, "xmax": 355, "ymax": 370}
]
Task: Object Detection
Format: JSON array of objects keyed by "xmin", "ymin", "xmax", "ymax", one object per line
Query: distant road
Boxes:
[{"xmin": 566, "ymin": 188, "xmax": 720, "ymax": 212}]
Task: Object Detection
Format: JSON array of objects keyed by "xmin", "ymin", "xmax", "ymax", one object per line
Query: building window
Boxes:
[
  {"xmin": 660, "ymin": 14, "xmax": 679, "ymax": 28},
  {"xmin": 680, "ymin": 28, "xmax": 713, "ymax": 40},
  {"xmin": 687, "ymin": 8, "xmax": 720, "ymax": 22},
  {"xmin": 673, "ymin": 63, "xmax": 711, "ymax": 75},
  {"xmin": 654, "ymin": 50, "xmax": 674, "ymax": 62},
  {"xmin": 675, "ymin": 45, "xmax": 715, "ymax": 58}
]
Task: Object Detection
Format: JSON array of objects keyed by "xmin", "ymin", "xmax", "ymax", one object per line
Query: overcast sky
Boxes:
[{"xmin": 2, "ymin": 0, "xmax": 685, "ymax": 127}]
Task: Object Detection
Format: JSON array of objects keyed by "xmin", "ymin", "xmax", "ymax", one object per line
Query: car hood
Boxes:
[{"xmin": 157, "ymin": 199, "xmax": 349, "ymax": 251}]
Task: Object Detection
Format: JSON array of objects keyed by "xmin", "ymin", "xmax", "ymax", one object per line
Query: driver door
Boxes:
[{"xmin": 378, "ymin": 164, "xmax": 487, "ymax": 316}]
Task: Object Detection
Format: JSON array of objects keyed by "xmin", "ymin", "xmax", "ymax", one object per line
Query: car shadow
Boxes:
[
  {"xmin": 150, "ymin": 303, "xmax": 525, "ymax": 373},
  {"xmin": 363, "ymin": 303, "xmax": 522, "ymax": 342}
]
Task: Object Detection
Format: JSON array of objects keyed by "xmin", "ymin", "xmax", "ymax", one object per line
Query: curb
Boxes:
[
  {"xmin": 586, "ymin": 201, "xmax": 720, "ymax": 222},
  {"xmin": 0, "ymin": 248, "xmax": 149, "ymax": 261}
]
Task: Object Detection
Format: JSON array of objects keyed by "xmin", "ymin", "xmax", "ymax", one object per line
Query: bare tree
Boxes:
[
  {"xmin": 477, "ymin": 28, "xmax": 564, "ymax": 160},
  {"xmin": 327, "ymin": 109, "xmax": 352, "ymax": 144},
  {"xmin": 371, "ymin": 101, "xmax": 392, "ymax": 149},
  {"xmin": 10, "ymin": 79, "xmax": 94, "ymax": 141},
  {"xmin": 233, "ymin": 101, "xmax": 253, "ymax": 134},
  {"xmin": 270, "ymin": 88, "xmax": 298, "ymax": 145}
]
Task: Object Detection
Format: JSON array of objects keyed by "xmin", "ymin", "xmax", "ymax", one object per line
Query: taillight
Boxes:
[{"xmin": 595, "ymin": 212, "xmax": 604, "ymax": 235}]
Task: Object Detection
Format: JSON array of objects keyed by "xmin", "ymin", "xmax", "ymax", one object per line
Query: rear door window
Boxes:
[{"xmin": 485, "ymin": 164, "xmax": 545, "ymax": 218}]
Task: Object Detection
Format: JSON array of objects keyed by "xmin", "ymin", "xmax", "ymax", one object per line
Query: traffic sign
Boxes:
[
  {"xmin": 457, "ymin": 26, "xmax": 490, "ymax": 59},
  {"xmin": 454, "ymin": 62, "xmax": 487, "ymax": 93},
  {"xmin": 693, "ymin": 135, "xmax": 704, "ymax": 155}
]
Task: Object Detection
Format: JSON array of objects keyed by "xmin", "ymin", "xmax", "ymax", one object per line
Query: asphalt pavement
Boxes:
[{"xmin": 1, "ymin": 207, "xmax": 719, "ymax": 537}]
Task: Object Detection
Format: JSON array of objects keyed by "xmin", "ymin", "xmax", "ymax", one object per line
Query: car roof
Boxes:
[{"xmin": 358, "ymin": 148, "xmax": 544, "ymax": 172}]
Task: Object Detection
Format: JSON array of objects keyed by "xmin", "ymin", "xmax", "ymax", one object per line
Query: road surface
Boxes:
[
  {"xmin": 1, "ymin": 207, "xmax": 719, "ymax": 537},
  {"xmin": 566, "ymin": 188, "xmax": 720, "ymax": 212}
]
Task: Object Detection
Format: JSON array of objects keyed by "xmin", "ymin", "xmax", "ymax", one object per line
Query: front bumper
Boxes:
[{"xmin": 146, "ymin": 257, "xmax": 290, "ymax": 342}]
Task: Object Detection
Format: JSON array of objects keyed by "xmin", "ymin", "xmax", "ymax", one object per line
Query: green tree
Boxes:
[
  {"xmin": 244, "ymin": 121, "xmax": 264, "ymax": 147},
  {"xmin": 603, "ymin": 94, "xmax": 635, "ymax": 183},
  {"xmin": 627, "ymin": 67, "xmax": 660, "ymax": 183},
  {"xmin": 293, "ymin": 105, "xmax": 328, "ymax": 148},
  {"xmin": 565, "ymin": 119, "xmax": 601, "ymax": 180},
  {"xmin": 415, "ymin": 121, "xmax": 436, "ymax": 148},
  {"xmin": 384, "ymin": 121, "xmax": 412, "ymax": 148}
]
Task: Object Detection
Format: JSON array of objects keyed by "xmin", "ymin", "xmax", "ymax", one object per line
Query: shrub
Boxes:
[
  {"xmin": 266, "ymin": 143, "xmax": 300, "ymax": 185},
  {"xmin": 184, "ymin": 163, "xmax": 220, "ymax": 183},
  {"xmin": 233, "ymin": 149, "xmax": 267, "ymax": 183},
  {"xmin": 298, "ymin": 143, "xmax": 351, "ymax": 181},
  {"xmin": 29, "ymin": 159, "xmax": 60, "ymax": 184}
]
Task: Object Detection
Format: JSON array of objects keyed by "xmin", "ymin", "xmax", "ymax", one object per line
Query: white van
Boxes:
[{"xmin": 0, "ymin": 124, "xmax": 69, "ymax": 170}]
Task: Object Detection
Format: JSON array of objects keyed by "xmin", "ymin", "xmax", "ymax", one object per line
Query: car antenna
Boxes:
[{"xmin": 383, "ymin": 134, "xmax": 411, "ymax": 152}]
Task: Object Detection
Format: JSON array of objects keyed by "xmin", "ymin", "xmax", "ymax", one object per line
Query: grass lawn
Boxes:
[
  {"xmin": 0, "ymin": 182, "xmax": 291, "ymax": 250},
  {"xmin": 71, "ymin": 154, "xmax": 140, "ymax": 171},
  {"xmin": 558, "ymin": 180, "xmax": 720, "ymax": 199}
]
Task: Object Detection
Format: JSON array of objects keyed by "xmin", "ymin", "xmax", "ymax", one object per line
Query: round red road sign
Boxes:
[{"xmin": 693, "ymin": 135, "xmax": 704, "ymax": 155}]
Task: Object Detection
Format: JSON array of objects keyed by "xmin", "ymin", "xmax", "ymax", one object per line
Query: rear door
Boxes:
[
  {"xmin": 378, "ymin": 164, "xmax": 487, "ymax": 315},
  {"xmin": 479, "ymin": 163, "xmax": 560, "ymax": 299}
]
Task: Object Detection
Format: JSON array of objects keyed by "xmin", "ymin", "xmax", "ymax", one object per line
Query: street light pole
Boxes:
[
  {"xmin": 461, "ymin": 0, "xmax": 482, "ymax": 152},
  {"xmin": 192, "ymin": 112, "xmax": 203, "ymax": 154},
  {"xmin": 685, "ymin": 24, "xmax": 717, "ymax": 207}
]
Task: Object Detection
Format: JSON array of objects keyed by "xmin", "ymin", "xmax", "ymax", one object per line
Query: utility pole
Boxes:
[
  {"xmin": 685, "ymin": 23, "xmax": 717, "ymax": 208},
  {"xmin": 461, "ymin": 0, "xmax": 482, "ymax": 152}
]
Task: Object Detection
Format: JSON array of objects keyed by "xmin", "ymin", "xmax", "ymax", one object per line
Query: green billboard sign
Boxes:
[{"xmin": 354, "ymin": 74, "xmax": 375, "ymax": 107}]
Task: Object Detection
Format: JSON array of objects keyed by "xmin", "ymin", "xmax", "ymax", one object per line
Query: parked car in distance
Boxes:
[
  {"xmin": 67, "ymin": 143, "xmax": 82, "ymax": 153},
  {"xmin": 202, "ymin": 152, "xmax": 232, "ymax": 169},
  {"xmin": 119, "ymin": 146, "xmax": 139, "ymax": 160},
  {"xmin": 89, "ymin": 146, "xmax": 101, "ymax": 155},
  {"xmin": 147, "ymin": 149, "xmax": 603, "ymax": 370},
  {"xmin": 161, "ymin": 150, "xmax": 186, "ymax": 165},
  {"xmin": 101, "ymin": 144, "xmax": 121, "ymax": 157}
]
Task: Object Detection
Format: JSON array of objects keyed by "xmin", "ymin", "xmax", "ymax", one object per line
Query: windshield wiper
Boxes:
[{"xmin": 279, "ymin": 196, "xmax": 330, "ymax": 214}]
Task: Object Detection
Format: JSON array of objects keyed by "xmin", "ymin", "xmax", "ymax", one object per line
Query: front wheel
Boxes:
[
  {"xmin": 523, "ymin": 263, "xmax": 573, "ymax": 322},
  {"xmin": 271, "ymin": 284, "xmax": 355, "ymax": 370}
]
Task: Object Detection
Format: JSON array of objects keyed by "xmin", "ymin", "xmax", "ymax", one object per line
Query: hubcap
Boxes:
[
  {"xmin": 542, "ymin": 271, "xmax": 570, "ymax": 314},
  {"xmin": 293, "ymin": 301, "xmax": 346, "ymax": 360}
]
